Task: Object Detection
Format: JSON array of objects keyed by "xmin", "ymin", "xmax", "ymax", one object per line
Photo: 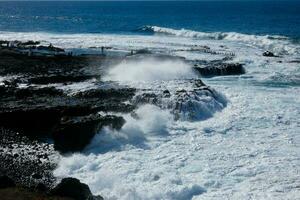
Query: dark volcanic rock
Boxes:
[
  {"xmin": 0, "ymin": 44, "xmax": 135, "ymax": 198},
  {"xmin": 53, "ymin": 114, "xmax": 125, "ymax": 153},
  {"xmin": 75, "ymin": 88, "xmax": 135, "ymax": 99},
  {"xmin": 194, "ymin": 63, "xmax": 245, "ymax": 77},
  {"xmin": 0, "ymin": 186, "xmax": 75, "ymax": 200},
  {"xmin": 263, "ymin": 51, "xmax": 276, "ymax": 57},
  {"xmin": 132, "ymin": 79, "xmax": 226, "ymax": 120},
  {"xmin": 0, "ymin": 128, "xmax": 58, "ymax": 189},
  {"xmin": 51, "ymin": 178, "xmax": 103, "ymax": 200},
  {"xmin": 0, "ymin": 176, "xmax": 16, "ymax": 189},
  {"xmin": 0, "ymin": 107, "xmax": 62, "ymax": 137},
  {"xmin": 0, "ymin": 53, "xmax": 108, "ymax": 76},
  {"xmin": 28, "ymin": 74, "xmax": 94, "ymax": 84},
  {"xmin": 0, "ymin": 84, "xmax": 135, "ymax": 139}
]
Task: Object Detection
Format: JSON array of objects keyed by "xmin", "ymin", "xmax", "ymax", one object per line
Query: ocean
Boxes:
[
  {"xmin": 1, "ymin": 1, "xmax": 299, "ymax": 200},
  {"xmin": 1, "ymin": 1, "xmax": 300, "ymax": 37}
]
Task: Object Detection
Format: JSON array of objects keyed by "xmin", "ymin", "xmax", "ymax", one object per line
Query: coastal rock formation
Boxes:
[
  {"xmin": 53, "ymin": 114, "xmax": 125, "ymax": 152},
  {"xmin": 0, "ymin": 46, "xmax": 136, "ymax": 152},
  {"xmin": 0, "ymin": 42, "xmax": 134, "ymax": 198},
  {"xmin": 51, "ymin": 178, "xmax": 103, "ymax": 200},
  {"xmin": 0, "ymin": 176, "xmax": 15, "ymax": 189},
  {"xmin": 263, "ymin": 51, "xmax": 276, "ymax": 57},
  {"xmin": 193, "ymin": 63, "xmax": 245, "ymax": 77},
  {"xmin": 0, "ymin": 39, "xmax": 230, "ymax": 198},
  {"xmin": 0, "ymin": 128, "xmax": 58, "ymax": 189},
  {"xmin": 0, "ymin": 85, "xmax": 135, "ymax": 152},
  {"xmin": 132, "ymin": 80, "xmax": 227, "ymax": 120}
]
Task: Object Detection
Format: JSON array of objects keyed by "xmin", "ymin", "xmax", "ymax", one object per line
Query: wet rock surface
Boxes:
[
  {"xmin": 0, "ymin": 175, "xmax": 16, "ymax": 189},
  {"xmin": 193, "ymin": 62, "xmax": 245, "ymax": 77},
  {"xmin": 132, "ymin": 80, "xmax": 227, "ymax": 120},
  {"xmin": 0, "ymin": 40, "xmax": 240, "ymax": 198},
  {"xmin": 0, "ymin": 42, "xmax": 137, "ymax": 198},
  {"xmin": 51, "ymin": 178, "xmax": 103, "ymax": 200},
  {"xmin": 53, "ymin": 114, "xmax": 125, "ymax": 153},
  {"xmin": 0, "ymin": 50, "xmax": 136, "ymax": 152},
  {"xmin": 263, "ymin": 51, "xmax": 277, "ymax": 57},
  {"xmin": 0, "ymin": 128, "xmax": 58, "ymax": 189}
]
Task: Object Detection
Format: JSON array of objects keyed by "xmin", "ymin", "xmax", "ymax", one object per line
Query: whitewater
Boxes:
[{"xmin": 2, "ymin": 26, "xmax": 299, "ymax": 199}]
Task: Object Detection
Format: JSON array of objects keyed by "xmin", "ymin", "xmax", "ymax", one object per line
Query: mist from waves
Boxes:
[
  {"xmin": 54, "ymin": 104, "xmax": 208, "ymax": 200},
  {"xmin": 46, "ymin": 26, "xmax": 300, "ymax": 200},
  {"xmin": 103, "ymin": 58, "xmax": 197, "ymax": 82}
]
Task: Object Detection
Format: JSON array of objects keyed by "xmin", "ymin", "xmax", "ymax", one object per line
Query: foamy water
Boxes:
[{"xmin": 3, "ymin": 27, "xmax": 298, "ymax": 199}]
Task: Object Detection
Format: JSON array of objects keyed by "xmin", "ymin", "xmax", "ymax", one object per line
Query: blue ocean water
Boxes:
[
  {"xmin": 1, "ymin": 1, "xmax": 300, "ymax": 199},
  {"xmin": 0, "ymin": 1, "xmax": 300, "ymax": 38}
]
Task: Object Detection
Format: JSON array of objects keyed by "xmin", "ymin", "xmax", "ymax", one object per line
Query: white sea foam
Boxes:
[
  {"xmin": 103, "ymin": 58, "xmax": 196, "ymax": 82},
  {"xmin": 145, "ymin": 25, "xmax": 288, "ymax": 40},
  {"xmin": 83, "ymin": 105, "xmax": 173, "ymax": 153},
  {"xmin": 144, "ymin": 26, "xmax": 299, "ymax": 54},
  {"xmin": 102, "ymin": 57, "xmax": 227, "ymax": 121},
  {"xmin": 0, "ymin": 28, "xmax": 299, "ymax": 56},
  {"xmin": 4, "ymin": 27, "xmax": 298, "ymax": 199},
  {"xmin": 54, "ymin": 84, "xmax": 300, "ymax": 200}
]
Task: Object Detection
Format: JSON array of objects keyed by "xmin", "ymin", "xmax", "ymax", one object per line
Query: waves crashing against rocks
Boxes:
[
  {"xmin": 132, "ymin": 80, "xmax": 227, "ymax": 121},
  {"xmin": 0, "ymin": 40, "xmax": 237, "ymax": 199}
]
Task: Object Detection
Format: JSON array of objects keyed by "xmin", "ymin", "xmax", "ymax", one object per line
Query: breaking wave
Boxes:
[
  {"xmin": 141, "ymin": 25, "xmax": 288, "ymax": 40},
  {"xmin": 140, "ymin": 26, "xmax": 299, "ymax": 54}
]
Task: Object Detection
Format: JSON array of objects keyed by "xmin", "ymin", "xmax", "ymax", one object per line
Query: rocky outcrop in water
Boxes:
[
  {"xmin": 193, "ymin": 62, "xmax": 245, "ymax": 77},
  {"xmin": 0, "ymin": 176, "xmax": 102, "ymax": 200},
  {"xmin": 0, "ymin": 84, "xmax": 135, "ymax": 152},
  {"xmin": 53, "ymin": 114, "xmax": 126, "ymax": 152},
  {"xmin": 0, "ymin": 47, "xmax": 136, "ymax": 152},
  {"xmin": 132, "ymin": 80, "xmax": 227, "ymax": 120},
  {"xmin": 51, "ymin": 178, "xmax": 103, "ymax": 200},
  {"xmin": 263, "ymin": 51, "xmax": 276, "ymax": 57},
  {"xmin": 0, "ymin": 43, "xmax": 137, "ymax": 198}
]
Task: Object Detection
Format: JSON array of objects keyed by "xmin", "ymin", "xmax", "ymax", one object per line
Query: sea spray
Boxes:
[
  {"xmin": 84, "ymin": 105, "xmax": 173, "ymax": 154},
  {"xmin": 103, "ymin": 58, "xmax": 197, "ymax": 82}
]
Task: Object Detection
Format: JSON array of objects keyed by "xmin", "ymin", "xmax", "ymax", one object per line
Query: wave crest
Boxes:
[{"xmin": 140, "ymin": 26, "xmax": 299, "ymax": 54}]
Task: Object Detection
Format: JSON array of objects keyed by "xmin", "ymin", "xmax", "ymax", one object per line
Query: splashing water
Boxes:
[{"xmin": 104, "ymin": 58, "xmax": 197, "ymax": 82}]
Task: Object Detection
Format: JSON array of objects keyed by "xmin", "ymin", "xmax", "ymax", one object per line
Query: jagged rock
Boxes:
[
  {"xmin": 0, "ymin": 84, "xmax": 135, "ymax": 138},
  {"xmin": 35, "ymin": 183, "xmax": 47, "ymax": 192},
  {"xmin": 263, "ymin": 51, "xmax": 276, "ymax": 57},
  {"xmin": 21, "ymin": 40, "xmax": 40, "ymax": 46},
  {"xmin": 0, "ymin": 53, "xmax": 100, "ymax": 75},
  {"xmin": 135, "ymin": 49, "xmax": 152, "ymax": 54},
  {"xmin": 0, "ymin": 107, "xmax": 62, "ymax": 136},
  {"xmin": 0, "ymin": 176, "xmax": 15, "ymax": 189},
  {"xmin": 0, "ymin": 128, "xmax": 57, "ymax": 189},
  {"xmin": 53, "ymin": 114, "xmax": 125, "ymax": 153},
  {"xmin": 75, "ymin": 88, "xmax": 136, "ymax": 100},
  {"xmin": 132, "ymin": 81, "xmax": 226, "ymax": 121},
  {"xmin": 163, "ymin": 90, "xmax": 171, "ymax": 97},
  {"xmin": 51, "ymin": 178, "xmax": 103, "ymax": 200},
  {"xmin": 28, "ymin": 74, "xmax": 94, "ymax": 84},
  {"xmin": 194, "ymin": 63, "xmax": 245, "ymax": 77},
  {"xmin": 0, "ymin": 45, "xmax": 136, "ymax": 198}
]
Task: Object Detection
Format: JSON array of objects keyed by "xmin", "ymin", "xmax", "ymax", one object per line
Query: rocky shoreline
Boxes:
[
  {"xmin": 0, "ymin": 42, "xmax": 135, "ymax": 199},
  {"xmin": 0, "ymin": 40, "xmax": 247, "ymax": 199}
]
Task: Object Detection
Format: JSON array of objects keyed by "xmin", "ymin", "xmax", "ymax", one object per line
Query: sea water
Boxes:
[{"xmin": 0, "ymin": 1, "xmax": 299, "ymax": 199}]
